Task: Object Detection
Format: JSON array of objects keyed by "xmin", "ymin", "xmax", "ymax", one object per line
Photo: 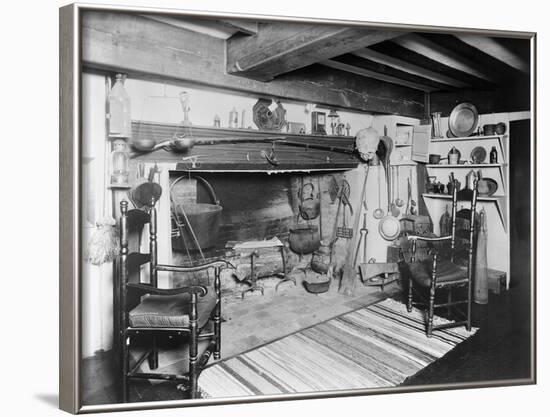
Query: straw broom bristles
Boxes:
[{"xmin": 85, "ymin": 216, "xmax": 120, "ymax": 265}]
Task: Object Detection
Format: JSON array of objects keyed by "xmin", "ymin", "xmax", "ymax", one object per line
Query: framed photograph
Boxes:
[{"xmin": 60, "ymin": 2, "xmax": 536, "ymax": 413}]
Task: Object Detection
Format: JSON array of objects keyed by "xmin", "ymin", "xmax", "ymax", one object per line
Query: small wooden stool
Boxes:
[{"xmin": 359, "ymin": 261, "xmax": 399, "ymax": 291}]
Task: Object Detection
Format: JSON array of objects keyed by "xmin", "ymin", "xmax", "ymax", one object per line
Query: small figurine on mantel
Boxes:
[{"xmin": 179, "ymin": 91, "xmax": 192, "ymax": 126}]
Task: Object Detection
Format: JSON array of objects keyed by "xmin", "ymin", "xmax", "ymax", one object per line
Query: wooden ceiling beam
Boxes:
[
  {"xmin": 321, "ymin": 59, "xmax": 437, "ymax": 92},
  {"xmin": 217, "ymin": 19, "xmax": 258, "ymax": 35},
  {"xmin": 393, "ymin": 34, "xmax": 495, "ymax": 82},
  {"xmin": 454, "ymin": 34, "xmax": 529, "ymax": 74},
  {"xmin": 226, "ymin": 23, "xmax": 403, "ymax": 81},
  {"xmin": 141, "ymin": 15, "xmax": 237, "ymax": 39},
  {"xmin": 352, "ymin": 48, "xmax": 469, "ymax": 88},
  {"xmin": 82, "ymin": 12, "xmax": 425, "ymax": 118}
]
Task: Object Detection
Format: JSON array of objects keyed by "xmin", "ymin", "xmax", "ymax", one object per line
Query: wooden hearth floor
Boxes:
[{"xmin": 150, "ymin": 273, "xmax": 396, "ymax": 376}]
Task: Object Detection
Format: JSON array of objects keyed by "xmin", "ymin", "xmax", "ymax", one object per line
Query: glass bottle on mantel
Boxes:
[
  {"xmin": 108, "ymin": 74, "xmax": 132, "ymax": 138},
  {"xmin": 229, "ymin": 107, "xmax": 239, "ymax": 129}
]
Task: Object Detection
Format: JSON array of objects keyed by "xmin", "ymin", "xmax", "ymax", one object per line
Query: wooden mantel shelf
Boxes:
[{"xmin": 128, "ymin": 120, "xmax": 360, "ymax": 172}]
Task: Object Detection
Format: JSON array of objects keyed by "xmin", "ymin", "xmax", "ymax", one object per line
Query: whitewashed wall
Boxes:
[
  {"xmin": 124, "ymin": 78, "xmax": 376, "ymax": 135},
  {"xmin": 81, "ymin": 72, "xmax": 114, "ymax": 357}
]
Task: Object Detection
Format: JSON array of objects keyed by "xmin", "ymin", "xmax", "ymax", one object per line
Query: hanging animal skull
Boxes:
[{"xmin": 355, "ymin": 127, "xmax": 380, "ymax": 161}]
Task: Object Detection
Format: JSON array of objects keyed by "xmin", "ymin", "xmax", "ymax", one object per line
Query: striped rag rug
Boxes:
[{"xmin": 198, "ymin": 298, "xmax": 477, "ymax": 398}]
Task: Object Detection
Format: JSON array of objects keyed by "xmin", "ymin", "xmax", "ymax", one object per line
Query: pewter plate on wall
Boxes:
[{"xmin": 449, "ymin": 102, "xmax": 479, "ymax": 137}]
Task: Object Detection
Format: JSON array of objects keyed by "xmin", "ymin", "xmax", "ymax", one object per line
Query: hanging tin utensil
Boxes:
[
  {"xmin": 395, "ymin": 166, "xmax": 404, "ymax": 208},
  {"xmin": 327, "ymin": 175, "xmax": 339, "ymax": 204},
  {"xmin": 337, "ymin": 201, "xmax": 353, "ymax": 239},
  {"xmin": 298, "ymin": 177, "xmax": 320, "ymax": 220},
  {"xmin": 373, "ymin": 166, "xmax": 385, "ymax": 219},
  {"xmin": 390, "ymin": 166, "xmax": 400, "ymax": 217},
  {"xmin": 336, "ymin": 179, "xmax": 353, "ymax": 239},
  {"xmin": 409, "ymin": 167, "xmax": 417, "ymax": 215}
]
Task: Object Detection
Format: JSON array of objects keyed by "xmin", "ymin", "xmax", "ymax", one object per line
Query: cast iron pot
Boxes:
[{"xmin": 289, "ymin": 225, "xmax": 320, "ymax": 255}]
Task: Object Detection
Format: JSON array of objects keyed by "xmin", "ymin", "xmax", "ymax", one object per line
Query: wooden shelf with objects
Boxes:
[{"xmin": 421, "ymin": 131, "xmax": 510, "ymax": 288}]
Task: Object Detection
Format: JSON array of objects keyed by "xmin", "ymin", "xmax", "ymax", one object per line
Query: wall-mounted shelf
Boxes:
[
  {"xmin": 430, "ymin": 134, "xmax": 504, "ymax": 142},
  {"xmin": 426, "ymin": 123, "xmax": 510, "ymax": 290},
  {"xmin": 430, "ymin": 135, "xmax": 507, "ymax": 160},
  {"xmin": 426, "ymin": 163, "xmax": 506, "ymax": 192},
  {"xmin": 391, "ymin": 162, "xmax": 417, "ymax": 166},
  {"xmin": 422, "ymin": 193, "xmax": 507, "ymax": 233}
]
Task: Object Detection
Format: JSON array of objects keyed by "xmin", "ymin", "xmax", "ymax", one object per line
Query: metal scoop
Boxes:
[{"xmin": 373, "ymin": 166, "xmax": 385, "ymax": 219}]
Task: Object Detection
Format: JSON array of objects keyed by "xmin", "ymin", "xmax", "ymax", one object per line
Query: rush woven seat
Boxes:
[
  {"xmin": 408, "ymin": 260, "xmax": 467, "ymax": 288},
  {"xmin": 129, "ymin": 291, "xmax": 218, "ymax": 329}
]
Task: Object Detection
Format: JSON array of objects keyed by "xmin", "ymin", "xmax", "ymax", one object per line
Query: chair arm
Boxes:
[
  {"xmin": 407, "ymin": 235, "xmax": 453, "ymax": 242},
  {"xmin": 156, "ymin": 259, "xmax": 235, "ymax": 273},
  {"xmin": 127, "ymin": 283, "xmax": 208, "ymax": 297}
]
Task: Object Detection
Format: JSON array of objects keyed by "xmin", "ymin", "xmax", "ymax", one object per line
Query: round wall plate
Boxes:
[
  {"xmin": 449, "ymin": 103, "xmax": 479, "ymax": 137},
  {"xmin": 470, "ymin": 146, "xmax": 487, "ymax": 164},
  {"xmin": 378, "ymin": 215, "xmax": 401, "ymax": 241}
]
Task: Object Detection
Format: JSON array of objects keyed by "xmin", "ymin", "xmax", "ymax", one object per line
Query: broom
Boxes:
[
  {"xmin": 85, "ymin": 122, "xmax": 120, "ymax": 265},
  {"xmin": 85, "ymin": 215, "xmax": 120, "ymax": 265}
]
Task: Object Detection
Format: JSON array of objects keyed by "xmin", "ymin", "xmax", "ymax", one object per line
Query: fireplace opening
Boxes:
[{"xmin": 168, "ymin": 170, "xmax": 346, "ymax": 298}]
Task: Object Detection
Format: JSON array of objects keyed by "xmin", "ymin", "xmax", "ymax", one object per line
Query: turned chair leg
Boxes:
[
  {"xmin": 214, "ymin": 267, "xmax": 221, "ymax": 360},
  {"xmin": 447, "ymin": 289, "xmax": 452, "ymax": 317},
  {"xmin": 466, "ymin": 282, "xmax": 472, "ymax": 332},
  {"xmin": 121, "ymin": 334, "xmax": 129, "ymax": 403},
  {"xmin": 214, "ymin": 304, "xmax": 221, "ymax": 360},
  {"xmin": 427, "ymin": 255, "xmax": 437, "ymax": 338},
  {"xmin": 427, "ymin": 286, "xmax": 435, "ymax": 338},
  {"xmin": 407, "ymin": 276, "xmax": 413, "ymax": 312},
  {"xmin": 148, "ymin": 336, "xmax": 159, "ymax": 370},
  {"xmin": 189, "ymin": 293, "xmax": 199, "ymax": 399}
]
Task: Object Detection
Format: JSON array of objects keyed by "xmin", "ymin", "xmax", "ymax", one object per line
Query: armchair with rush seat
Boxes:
[
  {"xmin": 401, "ymin": 180, "xmax": 479, "ymax": 337},
  {"xmin": 116, "ymin": 199, "xmax": 233, "ymax": 402}
]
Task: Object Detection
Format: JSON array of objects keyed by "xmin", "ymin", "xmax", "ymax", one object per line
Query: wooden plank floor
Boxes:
[
  {"xmin": 81, "ymin": 249, "xmax": 533, "ymax": 405},
  {"xmin": 82, "ymin": 274, "xmax": 394, "ymax": 405}
]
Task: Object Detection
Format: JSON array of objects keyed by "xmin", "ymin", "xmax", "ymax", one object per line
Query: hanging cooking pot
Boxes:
[
  {"xmin": 289, "ymin": 225, "xmax": 320, "ymax": 255},
  {"xmin": 170, "ymin": 176, "xmax": 223, "ymax": 251},
  {"xmin": 298, "ymin": 178, "xmax": 320, "ymax": 220}
]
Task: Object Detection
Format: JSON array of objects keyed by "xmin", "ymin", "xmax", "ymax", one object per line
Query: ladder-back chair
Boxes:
[
  {"xmin": 117, "ymin": 199, "xmax": 232, "ymax": 402},
  {"xmin": 403, "ymin": 180, "xmax": 478, "ymax": 337}
]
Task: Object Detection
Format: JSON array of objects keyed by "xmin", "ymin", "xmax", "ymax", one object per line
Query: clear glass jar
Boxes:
[
  {"xmin": 110, "ymin": 139, "xmax": 129, "ymax": 186},
  {"xmin": 109, "ymin": 74, "xmax": 132, "ymax": 138}
]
